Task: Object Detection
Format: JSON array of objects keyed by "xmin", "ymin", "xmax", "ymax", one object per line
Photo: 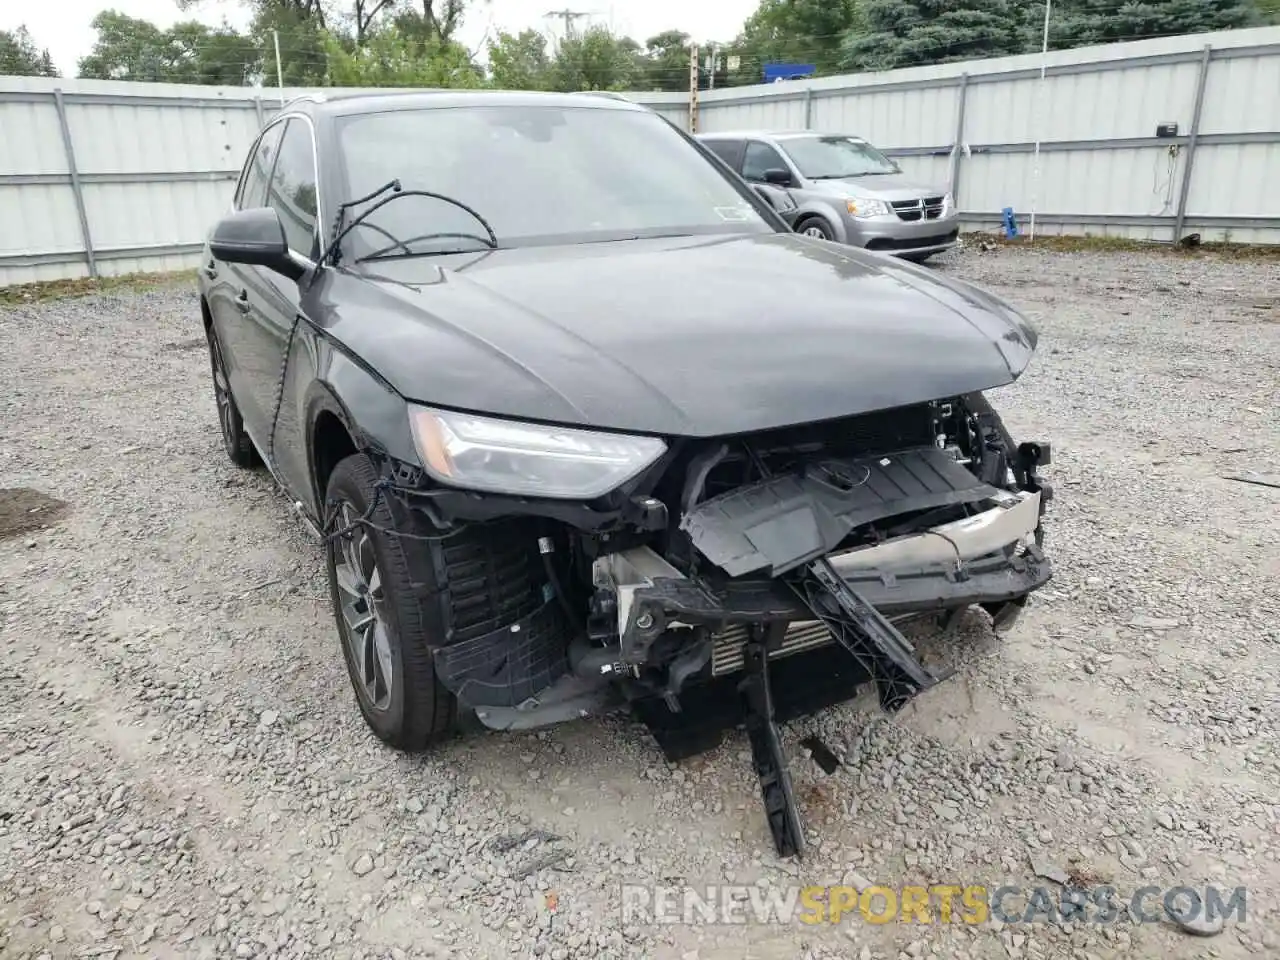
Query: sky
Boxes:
[{"xmin": 1, "ymin": 0, "xmax": 761, "ymax": 76}]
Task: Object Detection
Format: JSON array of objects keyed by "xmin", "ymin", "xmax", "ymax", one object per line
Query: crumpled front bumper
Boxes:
[
  {"xmin": 601, "ymin": 493, "xmax": 1049, "ymax": 674},
  {"xmin": 601, "ymin": 446, "xmax": 1051, "ymax": 673}
]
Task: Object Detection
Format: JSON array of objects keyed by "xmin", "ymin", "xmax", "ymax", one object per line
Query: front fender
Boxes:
[
  {"xmin": 793, "ymin": 200, "xmax": 850, "ymax": 243},
  {"xmin": 303, "ymin": 342, "xmax": 420, "ymax": 516}
]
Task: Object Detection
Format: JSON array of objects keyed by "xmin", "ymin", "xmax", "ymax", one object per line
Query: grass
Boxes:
[
  {"xmin": 0, "ymin": 269, "xmax": 197, "ymax": 307},
  {"xmin": 961, "ymin": 231, "xmax": 1280, "ymax": 260}
]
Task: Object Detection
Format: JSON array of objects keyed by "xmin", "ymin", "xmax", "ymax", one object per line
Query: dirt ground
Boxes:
[{"xmin": 1, "ymin": 244, "xmax": 1278, "ymax": 960}]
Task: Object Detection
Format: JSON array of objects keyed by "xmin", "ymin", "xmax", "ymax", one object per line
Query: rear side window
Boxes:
[
  {"xmin": 742, "ymin": 141, "xmax": 788, "ymax": 182},
  {"xmin": 266, "ymin": 118, "xmax": 320, "ymax": 257},
  {"xmin": 702, "ymin": 139, "xmax": 744, "ymax": 171},
  {"xmin": 236, "ymin": 123, "xmax": 283, "ymax": 210}
]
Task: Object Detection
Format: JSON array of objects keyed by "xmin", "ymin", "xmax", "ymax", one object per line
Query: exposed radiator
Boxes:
[{"xmin": 710, "ymin": 620, "xmax": 833, "ymax": 676}]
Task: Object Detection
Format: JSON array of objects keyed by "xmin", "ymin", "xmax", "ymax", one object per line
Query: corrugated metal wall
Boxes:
[{"xmin": 1, "ymin": 26, "xmax": 1277, "ymax": 285}]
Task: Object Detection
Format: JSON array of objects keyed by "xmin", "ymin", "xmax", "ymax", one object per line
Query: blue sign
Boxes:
[
  {"xmin": 763, "ymin": 63, "xmax": 816, "ymax": 83},
  {"xmin": 1002, "ymin": 207, "xmax": 1020, "ymax": 238}
]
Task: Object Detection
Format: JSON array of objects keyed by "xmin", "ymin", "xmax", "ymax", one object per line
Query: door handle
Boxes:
[
  {"xmin": 200, "ymin": 260, "xmax": 218, "ymax": 280},
  {"xmin": 234, "ymin": 290, "xmax": 251, "ymax": 314}
]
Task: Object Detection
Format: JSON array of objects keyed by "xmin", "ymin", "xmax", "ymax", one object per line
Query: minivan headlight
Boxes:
[
  {"xmin": 408, "ymin": 405, "xmax": 667, "ymax": 499},
  {"xmin": 847, "ymin": 197, "xmax": 891, "ymax": 219}
]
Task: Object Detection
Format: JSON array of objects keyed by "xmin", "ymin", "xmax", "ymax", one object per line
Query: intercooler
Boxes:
[
  {"xmin": 707, "ymin": 612, "xmax": 928, "ymax": 676},
  {"xmin": 709, "ymin": 620, "xmax": 834, "ymax": 676}
]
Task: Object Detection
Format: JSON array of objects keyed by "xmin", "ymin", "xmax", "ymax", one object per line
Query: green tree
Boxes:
[
  {"xmin": 841, "ymin": 0, "xmax": 1022, "ymax": 72},
  {"xmin": 727, "ymin": 0, "xmax": 860, "ymax": 83},
  {"xmin": 323, "ymin": 26, "xmax": 481, "ymax": 85},
  {"xmin": 253, "ymin": 4, "xmax": 332, "ymax": 85},
  {"xmin": 487, "ymin": 29, "xmax": 552, "ymax": 89},
  {"xmin": 635, "ymin": 29, "xmax": 691, "ymax": 92},
  {"xmin": 1051, "ymin": 0, "xmax": 1260, "ymax": 48},
  {"xmin": 1260, "ymin": 0, "xmax": 1280, "ymax": 22},
  {"xmin": 0, "ymin": 26, "xmax": 57, "ymax": 77},
  {"xmin": 547, "ymin": 25, "xmax": 637, "ymax": 92},
  {"xmin": 392, "ymin": 0, "xmax": 468, "ymax": 45},
  {"xmin": 78, "ymin": 11, "xmax": 259, "ymax": 83}
]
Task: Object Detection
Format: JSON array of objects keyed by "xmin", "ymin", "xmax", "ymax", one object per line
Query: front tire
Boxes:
[
  {"xmin": 325, "ymin": 453, "xmax": 458, "ymax": 749},
  {"xmin": 797, "ymin": 217, "xmax": 835, "ymax": 241}
]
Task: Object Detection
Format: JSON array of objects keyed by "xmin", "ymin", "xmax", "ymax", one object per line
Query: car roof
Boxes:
[
  {"xmin": 280, "ymin": 89, "xmax": 648, "ymax": 120},
  {"xmin": 696, "ymin": 130, "xmax": 864, "ymax": 142}
]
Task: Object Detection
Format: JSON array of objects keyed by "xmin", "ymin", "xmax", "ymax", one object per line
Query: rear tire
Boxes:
[
  {"xmin": 323, "ymin": 453, "xmax": 547, "ymax": 750},
  {"xmin": 206, "ymin": 324, "xmax": 259, "ymax": 468}
]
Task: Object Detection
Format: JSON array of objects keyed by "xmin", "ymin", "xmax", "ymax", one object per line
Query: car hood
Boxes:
[
  {"xmin": 314, "ymin": 232, "xmax": 1036, "ymax": 438},
  {"xmin": 809, "ymin": 173, "xmax": 945, "ymax": 199}
]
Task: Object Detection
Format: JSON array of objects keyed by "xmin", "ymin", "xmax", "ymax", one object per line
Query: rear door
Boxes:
[
  {"xmin": 206, "ymin": 121, "xmax": 284, "ymax": 445},
  {"xmin": 701, "ymin": 137, "xmax": 746, "ymax": 174}
]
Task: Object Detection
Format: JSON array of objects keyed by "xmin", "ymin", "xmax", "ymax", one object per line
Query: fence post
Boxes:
[
  {"xmin": 253, "ymin": 95, "xmax": 265, "ymax": 129},
  {"xmin": 688, "ymin": 42, "xmax": 699, "ymax": 133},
  {"xmin": 804, "ymin": 87, "xmax": 813, "ymax": 129},
  {"xmin": 949, "ymin": 73, "xmax": 970, "ymax": 209},
  {"xmin": 52, "ymin": 88, "xmax": 97, "ymax": 279},
  {"xmin": 1173, "ymin": 44, "xmax": 1212, "ymax": 244}
]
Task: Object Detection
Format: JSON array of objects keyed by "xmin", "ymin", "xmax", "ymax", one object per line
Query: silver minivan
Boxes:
[{"xmin": 698, "ymin": 130, "xmax": 960, "ymax": 262}]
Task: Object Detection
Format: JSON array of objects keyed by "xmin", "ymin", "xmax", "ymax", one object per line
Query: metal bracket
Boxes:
[
  {"xmin": 739, "ymin": 624, "xmax": 805, "ymax": 859},
  {"xmin": 788, "ymin": 558, "xmax": 947, "ymax": 712}
]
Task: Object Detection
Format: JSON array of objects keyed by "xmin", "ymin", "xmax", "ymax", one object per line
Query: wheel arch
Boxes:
[
  {"xmin": 794, "ymin": 203, "xmax": 848, "ymax": 243},
  {"xmin": 302, "ymin": 351, "xmax": 421, "ymax": 520}
]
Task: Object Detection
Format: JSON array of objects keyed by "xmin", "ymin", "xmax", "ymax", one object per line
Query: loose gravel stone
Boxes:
[{"xmin": 1, "ymin": 246, "xmax": 1278, "ymax": 960}]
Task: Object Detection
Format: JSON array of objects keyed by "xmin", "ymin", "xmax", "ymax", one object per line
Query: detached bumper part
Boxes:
[{"xmin": 650, "ymin": 445, "xmax": 1049, "ymax": 860}]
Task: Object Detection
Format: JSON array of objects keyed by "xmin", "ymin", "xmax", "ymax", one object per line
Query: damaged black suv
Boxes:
[{"xmin": 198, "ymin": 90, "xmax": 1052, "ymax": 857}]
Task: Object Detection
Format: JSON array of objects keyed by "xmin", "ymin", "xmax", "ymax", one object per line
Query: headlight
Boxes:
[
  {"xmin": 407, "ymin": 405, "xmax": 667, "ymax": 499},
  {"xmin": 846, "ymin": 197, "xmax": 890, "ymax": 219}
]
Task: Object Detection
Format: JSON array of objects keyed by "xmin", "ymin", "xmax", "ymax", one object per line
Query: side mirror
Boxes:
[
  {"xmin": 763, "ymin": 167, "xmax": 793, "ymax": 186},
  {"xmin": 210, "ymin": 207, "xmax": 305, "ymax": 281}
]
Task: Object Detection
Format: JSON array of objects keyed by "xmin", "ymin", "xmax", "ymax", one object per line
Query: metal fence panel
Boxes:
[{"xmin": 1, "ymin": 25, "xmax": 1277, "ymax": 286}]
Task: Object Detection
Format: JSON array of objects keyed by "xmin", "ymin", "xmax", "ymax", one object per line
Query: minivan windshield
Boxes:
[
  {"xmin": 779, "ymin": 135, "xmax": 901, "ymax": 179},
  {"xmin": 333, "ymin": 104, "xmax": 772, "ymax": 258}
]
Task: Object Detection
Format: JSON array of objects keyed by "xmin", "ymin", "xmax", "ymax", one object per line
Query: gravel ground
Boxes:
[{"xmin": 2, "ymin": 244, "xmax": 1279, "ymax": 960}]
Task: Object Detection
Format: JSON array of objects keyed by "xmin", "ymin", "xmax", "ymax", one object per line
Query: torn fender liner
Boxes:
[
  {"xmin": 681, "ymin": 446, "xmax": 999, "ymax": 577},
  {"xmin": 433, "ymin": 599, "xmax": 570, "ymax": 708}
]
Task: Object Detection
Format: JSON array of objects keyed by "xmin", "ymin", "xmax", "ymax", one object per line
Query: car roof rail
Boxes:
[
  {"xmin": 280, "ymin": 92, "xmax": 326, "ymax": 110},
  {"xmin": 573, "ymin": 90, "xmax": 633, "ymax": 102}
]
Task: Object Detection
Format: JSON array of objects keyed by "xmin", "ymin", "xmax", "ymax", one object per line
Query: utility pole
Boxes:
[
  {"xmin": 706, "ymin": 42, "xmax": 719, "ymax": 90},
  {"xmin": 688, "ymin": 41, "xmax": 700, "ymax": 133},
  {"xmin": 544, "ymin": 9, "xmax": 590, "ymax": 39}
]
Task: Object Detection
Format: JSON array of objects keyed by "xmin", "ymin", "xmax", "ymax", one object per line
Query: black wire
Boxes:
[{"xmin": 321, "ymin": 478, "xmax": 470, "ymax": 545}]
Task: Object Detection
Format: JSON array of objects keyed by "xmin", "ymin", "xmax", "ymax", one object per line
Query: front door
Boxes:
[
  {"xmin": 234, "ymin": 116, "xmax": 321, "ymax": 483},
  {"xmin": 207, "ymin": 121, "xmax": 285, "ymax": 449}
]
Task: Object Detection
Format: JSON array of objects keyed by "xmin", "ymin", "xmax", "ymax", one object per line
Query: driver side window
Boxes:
[
  {"xmin": 266, "ymin": 118, "xmax": 320, "ymax": 259},
  {"xmin": 235, "ymin": 123, "xmax": 283, "ymax": 210},
  {"xmin": 742, "ymin": 141, "xmax": 787, "ymax": 182}
]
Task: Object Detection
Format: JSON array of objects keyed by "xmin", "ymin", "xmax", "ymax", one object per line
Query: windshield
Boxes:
[
  {"xmin": 333, "ymin": 104, "xmax": 772, "ymax": 258},
  {"xmin": 779, "ymin": 135, "xmax": 901, "ymax": 179}
]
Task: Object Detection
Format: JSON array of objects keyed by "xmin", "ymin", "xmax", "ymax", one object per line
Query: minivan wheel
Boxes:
[
  {"xmin": 324, "ymin": 453, "xmax": 458, "ymax": 750},
  {"xmin": 205, "ymin": 325, "xmax": 259, "ymax": 468},
  {"xmin": 798, "ymin": 217, "xmax": 835, "ymax": 240}
]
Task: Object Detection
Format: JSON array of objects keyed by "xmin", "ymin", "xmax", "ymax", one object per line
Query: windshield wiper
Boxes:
[
  {"xmin": 358, "ymin": 232, "xmax": 498, "ymax": 262},
  {"xmin": 810, "ymin": 171, "xmax": 896, "ymax": 179},
  {"xmin": 325, "ymin": 181, "xmax": 498, "ymax": 266}
]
